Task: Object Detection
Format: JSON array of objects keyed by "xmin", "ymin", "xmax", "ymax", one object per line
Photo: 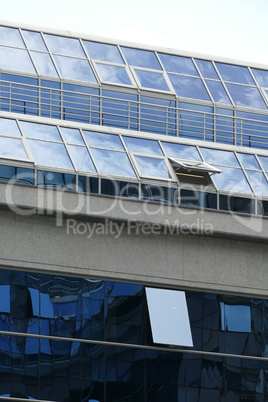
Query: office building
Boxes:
[{"xmin": 0, "ymin": 20, "xmax": 268, "ymax": 401}]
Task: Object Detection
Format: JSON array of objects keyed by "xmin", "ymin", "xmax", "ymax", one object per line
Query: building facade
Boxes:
[{"xmin": 0, "ymin": 21, "xmax": 268, "ymax": 401}]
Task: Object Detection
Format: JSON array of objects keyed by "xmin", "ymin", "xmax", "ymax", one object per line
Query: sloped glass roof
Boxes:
[
  {"xmin": 1, "ymin": 115, "xmax": 268, "ymax": 197},
  {"xmin": 1, "ymin": 25, "xmax": 268, "ymax": 110}
]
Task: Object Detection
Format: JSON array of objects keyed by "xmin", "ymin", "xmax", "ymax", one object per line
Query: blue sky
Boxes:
[{"xmin": 1, "ymin": 0, "xmax": 268, "ymax": 65}]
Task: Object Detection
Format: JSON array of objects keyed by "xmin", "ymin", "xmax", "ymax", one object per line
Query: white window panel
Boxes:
[{"xmin": 146, "ymin": 288, "xmax": 193, "ymax": 347}]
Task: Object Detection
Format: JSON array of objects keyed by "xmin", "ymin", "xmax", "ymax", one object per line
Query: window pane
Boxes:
[
  {"xmin": 246, "ymin": 170, "xmax": 268, "ymax": 196},
  {"xmin": 205, "ymin": 80, "xmax": 231, "ymax": 104},
  {"xmin": 0, "ymin": 118, "xmax": 21, "ymax": 136},
  {"xmin": 226, "ymin": 84, "xmax": 267, "ymax": 110},
  {"xmin": 134, "ymin": 70, "xmax": 169, "ymax": 91},
  {"xmin": 83, "ymin": 41, "xmax": 124, "ymax": 63},
  {"xmin": 221, "ymin": 303, "xmax": 251, "ymax": 332},
  {"xmin": 168, "ymin": 74, "xmax": 210, "ymax": 101},
  {"xmin": 0, "ymin": 137, "xmax": 28, "ymax": 159},
  {"xmin": 195, "ymin": 59, "xmax": 218, "ymax": 79},
  {"xmin": 31, "ymin": 52, "xmax": 58, "ymax": 77},
  {"xmin": 237, "ymin": 154, "xmax": 260, "ymax": 170},
  {"xmin": 67, "ymin": 145, "xmax": 96, "ymax": 172},
  {"xmin": 97, "ymin": 63, "xmax": 132, "ymax": 85},
  {"xmin": 53, "ymin": 55, "xmax": 97, "ymax": 83},
  {"xmin": 121, "ymin": 47, "xmax": 161, "ymax": 70},
  {"xmin": 44, "ymin": 34, "xmax": 85, "ymax": 57},
  {"xmin": 258, "ymin": 155, "xmax": 268, "ymax": 171},
  {"xmin": 123, "ymin": 136, "xmax": 163, "ymax": 155},
  {"xmin": 201, "ymin": 148, "xmax": 239, "ymax": 166},
  {"xmin": 60, "ymin": 127, "xmax": 84, "ymax": 145},
  {"xmin": 135, "ymin": 156, "xmax": 170, "ymax": 178},
  {"xmin": 146, "ymin": 288, "xmax": 193, "ymax": 347},
  {"xmin": 22, "ymin": 30, "xmax": 47, "ymax": 51},
  {"xmin": 90, "ymin": 148, "xmax": 136, "ymax": 177},
  {"xmin": 27, "ymin": 139, "xmax": 73, "ymax": 169},
  {"xmin": 212, "ymin": 166, "xmax": 252, "ymax": 194},
  {"xmin": 251, "ymin": 68, "xmax": 268, "ymax": 87},
  {"xmin": 20, "ymin": 121, "xmax": 61, "ymax": 141},
  {"xmin": 161, "ymin": 142, "xmax": 201, "ymax": 160},
  {"xmin": 0, "ymin": 26, "xmax": 25, "ymax": 47},
  {"xmin": 0, "ymin": 46, "xmax": 36, "ymax": 74},
  {"xmin": 216, "ymin": 63, "xmax": 255, "ymax": 85},
  {"xmin": 159, "ymin": 53, "xmax": 198, "ymax": 76},
  {"xmin": 84, "ymin": 131, "xmax": 124, "ymax": 150}
]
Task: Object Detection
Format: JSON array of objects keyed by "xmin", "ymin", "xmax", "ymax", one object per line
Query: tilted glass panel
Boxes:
[
  {"xmin": 134, "ymin": 69, "xmax": 170, "ymax": 91},
  {"xmin": 30, "ymin": 52, "xmax": 58, "ymax": 77},
  {"xmin": 44, "ymin": 34, "xmax": 85, "ymax": 58},
  {"xmin": 215, "ymin": 63, "xmax": 255, "ymax": 85},
  {"xmin": 245, "ymin": 170, "xmax": 268, "ymax": 196},
  {"xmin": 200, "ymin": 148, "xmax": 239, "ymax": 167},
  {"xmin": 212, "ymin": 166, "xmax": 252, "ymax": 193},
  {"xmin": 0, "ymin": 137, "xmax": 28, "ymax": 159},
  {"xmin": 59, "ymin": 127, "xmax": 84, "ymax": 145},
  {"xmin": 0, "ymin": 26, "xmax": 25, "ymax": 47},
  {"xmin": 251, "ymin": 68, "xmax": 268, "ymax": 87},
  {"xmin": 67, "ymin": 145, "xmax": 96, "ymax": 172},
  {"xmin": 0, "ymin": 117, "xmax": 21, "ymax": 136},
  {"xmin": 161, "ymin": 142, "xmax": 201, "ymax": 160},
  {"xmin": 159, "ymin": 53, "xmax": 198, "ymax": 76},
  {"xmin": 90, "ymin": 148, "xmax": 136, "ymax": 177},
  {"xmin": 22, "ymin": 30, "xmax": 47, "ymax": 51},
  {"xmin": 134, "ymin": 156, "xmax": 170, "ymax": 178},
  {"xmin": 237, "ymin": 154, "xmax": 261, "ymax": 170},
  {"xmin": 195, "ymin": 60, "xmax": 219, "ymax": 79},
  {"xmin": 19, "ymin": 121, "xmax": 62, "ymax": 141},
  {"xmin": 257, "ymin": 156, "xmax": 268, "ymax": 171},
  {"xmin": 83, "ymin": 41, "xmax": 124, "ymax": 63},
  {"xmin": 121, "ymin": 47, "xmax": 161, "ymax": 70},
  {"xmin": 27, "ymin": 139, "xmax": 73, "ymax": 169},
  {"xmin": 205, "ymin": 80, "xmax": 231, "ymax": 104},
  {"xmin": 123, "ymin": 136, "xmax": 163, "ymax": 155},
  {"xmin": 145, "ymin": 288, "xmax": 193, "ymax": 347},
  {"xmin": 226, "ymin": 84, "xmax": 267, "ymax": 110},
  {"xmin": 83, "ymin": 131, "xmax": 124, "ymax": 150},
  {"xmin": 96, "ymin": 63, "xmax": 132, "ymax": 85},
  {"xmin": 53, "ymin": 55, "xmax": 97, "ymax": 83},
  {"xmin": 168, "ymin": 74, "xmax": 211, "ymax": 101},
  {"xmin": 0, "ymin": 46, "xmax": 36, "ymax": 74}
]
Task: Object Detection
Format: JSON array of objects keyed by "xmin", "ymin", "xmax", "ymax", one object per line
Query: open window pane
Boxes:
[{"xmin": 146, "ymin": 288, "xmax": 193, "ymax": 347}]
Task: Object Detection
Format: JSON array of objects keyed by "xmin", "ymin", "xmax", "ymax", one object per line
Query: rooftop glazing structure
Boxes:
[{"xmin": 1, "ymin": 21, "xmax": 268, "ymax": 402}]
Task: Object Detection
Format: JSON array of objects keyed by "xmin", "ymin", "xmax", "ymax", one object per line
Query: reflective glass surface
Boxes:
[
  {"xmin": 134, "ymin": 70, "xmax": 169, "ymax": 91},
  {"xmin": 0, "ymin": 26, "xmax": 25, "ymax": 47},
  {"xmin": 19, "ymin": 121, "xmax": 61, "ymax": 141},
  {"xmin": 195, "ymin": 60, "xmax": 218, "ymax": 79},
  {"xmin": 0, "ymin": 138, "xmax": 28, "ymax": 159},
  {"xmin": 83, "ymin": 41, "xmax": 124, "ymax": 63},
  {"xmin": 53, "ymin": 55, "xmax": 97, "ymax": 83},
  {"xmin": 159, "ymin": 54, "xmax": 198, "ymax": 76},
  {"xmin": 44, "ymin": 34, "xmax": 85, "ymax": 58},
  {"xmin": 168, "ymin": 74, "xmax": 210, "ymax": 101},
  {"xmin": 200, "ymin": 148, "xmax": 239, "ymax": 166},
  {"xmin": 97, "ymin": 63, "xmax": 132, "ymax": 85},
  {"xmin": 27, "ymin": 139, "xmax": 73, "ymax": 169},
  {"xmin": 121, "ymin": 47, "xmax": 161, "ymax": 69},
  {"xmin": 251, "ymin": 68, "xmax": 268, "ymax": 87},
  {"xmin": 212, "ymin": 166, "xmax": 252, "ymax": 193},
  {"xmin": 0, "ymin": 46, "xmax": 36, "ymax": 74},
  {"xmin": 205, "ymin": 80, "xmax": 231, "ymax": 104},
  {"xmin": 30, "ymin": 52, "xmax": 58, "ymax": 77},
  {"xmin": 246, "ymin": 170, "xmax": 268, "ymax": 195},
  {"xmin": 225, "ymin": 84, "xmax": 267, "ymax": 110},
  {"xmin": 215, "ymin": 63, "xmax": 255, "ymax": 85},
  {"xmin": 22, "ymin": 30, "xmax": 47, "ymax": 51},
  {"xmin": 258, "ymin": 155, "xmax": 268, "ymax": 171},
  {"xmin": 67, "ymin": 145, "xmax": 96, "ymax": 172},
  {"xmin": 134, "ymin": 156, "xmax": 170, "ymax": 178},
  {"xmin": 59, "ymin": 127, "xmax": 84, "ymax": 145},
  {"xmin": 162, "ymin": 142, "xmax": 201, "ymax": 160},
  {"xmin": 84, "ymin": 131, "xmax": 124, "ymax": 150},
  {"xmin": 237, "ymin": 153, "xmax": 260, "ymax": 170},
  {"xmin": 0, "ymin": 117, "xmax": 21, "ymax": 136},
  {"xmin": 122, "ymin": 136, "xmax": 163, "ymax": 155},
  {"xmin": 90, "ymin": 148, "xmax": 136, "ymax": 177}
]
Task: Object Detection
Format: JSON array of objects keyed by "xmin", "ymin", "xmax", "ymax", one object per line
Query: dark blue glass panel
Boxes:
[
  {"xmin": 226, "ymin": 84, "xmax": 267, "ymax": 110},
  {"xmin": 121, "ymin": 47, "xmax": 161, "ymax": 69},
  {"xmin": 258, "ymin": 199, "xmax": 268, "ymax": 216},
  {"xmin": 83, "ymin": 41, "xmax": 124, "ymax": 63},
  {"xmin": 102, "ymin": 90, "xmax": 138, "ymax": 130},
  {"xmin": 140, "ymin": 96, "xmax": 176, "ymax": 136},
  {"xmin": 78, "ymin": 176, "xmax": 99, "ymax": 193},
  {"xmin": 215, "ymin": 109, "xmax": 234, "ymax": 145},
  {"xmin": 177, "ymin": 102, "xmax": 213, "ymax": 141},
  {"xmin": 215, "ymin": 63, "xmax": 255, "ymax": 85},
  {"xmin": 101, "ymin": 179, "xmax": 139, "ymax": 198},
  {"xmin": 169, "ymin": 74, "xmax": 211, "ymax": 101},
  {"xmin": 135, "ymin": 69, "xmax": 169, "ymax": 91},
  {"xmin": 159, "ymin": 53, "xmax": 198, "ymax": 76},
  {"xmin": 251, "ymin": 68, "xmax": 268, "ymax": 87},
  {"xmin": 205, "ymin": 80, "xmax": 231, "ymax": 104},
  {"xmin": 195, "ymin": 59, "xmax": 219, "ymax": 79},
  {"xmin": 141, "ymin": 184, "xmax": 178, "ymax": 204},
  {"xmin": 180, "ymin": 190, "xmax": 217, "ymax": 209},
  {"xmin": 123, "ymin": 136, "xmax": 163, "ymax": 155},
  {"xmin": 236, "ymin": 111, "xmax": 268, "ymax": 148},
  {"xmin": 40, "ymin": 80, "xmax": 61, "ymax": 119},
  {"xmin": 219, "ymin": 195, "xmax": 255, "ymax": 213},
  {"xmin": 97, "ymin": 63, "xmax": 132, "ymax": 85},
  {"xmin": 37, "ymin": 171, "xmax": 76, "ymax": 190}
]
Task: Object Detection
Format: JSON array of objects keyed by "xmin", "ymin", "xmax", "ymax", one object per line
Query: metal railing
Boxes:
[{"xmin": 1, "ymin": 79, "xmax": 268, "ymax": 149}]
